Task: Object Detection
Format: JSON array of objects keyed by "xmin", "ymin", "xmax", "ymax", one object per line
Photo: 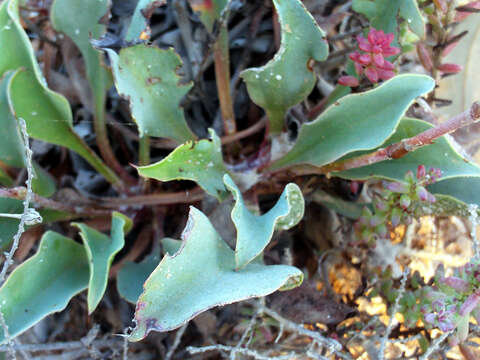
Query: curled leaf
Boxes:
[
  {"xmin": 224, "ymin": 174, "xmax": 304, "ymax": 269},
  {"xmin": 73, "ymin": 212, "xmax": 131, "ymax": 313},
  {"xmin": 137, "ymin": 130, "xmax": 227, "ymax": 199},
  {"xmin": 129, "ymin": 207, "xmax": 303, "ymax": 341},
  {"xmin": 270, "ymin": 75, "xmax": 435, "ymax": 170}
]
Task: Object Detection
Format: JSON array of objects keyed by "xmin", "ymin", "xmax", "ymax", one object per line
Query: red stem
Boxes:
[{"xmin": 295, "ymin": 102, "xmax": 480, "ymax": 175}]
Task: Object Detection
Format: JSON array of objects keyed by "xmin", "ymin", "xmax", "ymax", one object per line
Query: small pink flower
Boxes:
[
  {"xmin": 416, "ymin": 186, "xmax": 429, "ymax": 201},
  {"xmin": 349, "ymin": 28, "xmax": 400, "ymax": 84},
  {"xmin": 338, "ymin": 76, "xmax": 359, "ymax": 87}
]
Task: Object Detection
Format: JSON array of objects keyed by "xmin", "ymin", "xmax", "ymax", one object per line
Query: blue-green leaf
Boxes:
[
  {"xmin": 224, "ymin": 174, "xmax": 304, "ymax": 269},
  {"xmin": 126, "ymin": 0, "xmax": 165, "ymax": 41},
  {"xmin": 137, "ymin": 130, "xmax": 227, "ymax": 199},
  {"xmin": 106, "ymin": 45, "xmax": 195, "ymax": 143},
  {"xmin": 353, "ymin": 0, "xmax": 424, "ymax": 38},
  {"xmin": 73, "ymin": 212, "xmax": 131, "ymax": 313},
  {"xmin": 270, "ymin": 75, "xmax": 435, "ymax": 170},
  {"xmin": 0, "ymin": 0, "xmax": 120, "ymax": 185},
  {"xmin": 240, "ymin": 0, "xmax": 328, "ymax": 133},
  {"xmin": 117, "ymin": 249, "xmax": 161, "ymax": 304},
  {"xmin": 0, "ymin": 232, "xmax": 89, "ymax": 343},
  {"xmin": 128, "ymin": 207, "xmax": 303, "ymax": 341},
  {"xmin": 51, "ymin": 0, "xmax": 112, "ymax": 123},
  {"xmin": 336, "ymin": 118, "xmax": 480, "ymax": 181}
]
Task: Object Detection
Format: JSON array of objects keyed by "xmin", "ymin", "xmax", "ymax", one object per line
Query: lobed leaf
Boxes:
[
  {"xmin": 73, "ymin": 212, "xmax": 131, "ymax": 313},
  {"xmin": 129, "ymin": 207, "xmax": 303, "ymax": 341},
  {"xmin": 117, "ymin": 251, "xmax": 161, "ymax": 305},
  {"xmin": 161, "ymin": 237, "xmax": 182, "ymax": 256},
  {"xmin": 106, "ymin": 45, "xmax": 195, "ymax": 143},
  {"xmin": 0, "ymin": 231, "xmax": 89, "ymax": 343},
  {"xmin": 240, "ymin": 0, "xmax": 328, "ymax": 133},
  {"xmin": 224, "ymin": 174, "xmax": 304, "ymax": 269},
  {"xmin": 137, "ymin": 130, "xmax": 227, "ymax": 199},
  {"xmin": 270, "ymin": 75, "xmax": 435, "ymax": 170}
]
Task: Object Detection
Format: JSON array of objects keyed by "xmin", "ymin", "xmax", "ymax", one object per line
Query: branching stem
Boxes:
[{"xmin": 0, "ymin": 186, "xmax": 204, "ymax": 211}]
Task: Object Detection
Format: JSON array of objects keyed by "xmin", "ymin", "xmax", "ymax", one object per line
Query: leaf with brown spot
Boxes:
[{"xmin": 105, "ymin": 44, "xmax": 195, "ymax": 143}]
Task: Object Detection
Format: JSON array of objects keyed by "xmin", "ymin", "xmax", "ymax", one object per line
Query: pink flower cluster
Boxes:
[{"xmin": 338, "ymin": 28, "xmax": 400, "ymax": 87}]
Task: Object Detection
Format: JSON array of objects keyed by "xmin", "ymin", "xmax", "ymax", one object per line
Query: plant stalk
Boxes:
[
  {"xmin": 213, "ymin": 25, "xmax": 236, "ymax": 135},
  {"xmin": 0, "ymin": 186, "xmax": 204, "ymax": 210},
  {"xmin": 93, "ymin": 92, "xmax": 136, "ymax": 186},
  {"xmin": 138, "ymin": 135, "xmax": 151, "ymax": 166}
]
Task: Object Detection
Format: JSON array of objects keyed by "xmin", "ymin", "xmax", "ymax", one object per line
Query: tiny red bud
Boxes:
[
  {"xmin": 365, "ymin": 67, "xmax": 379, "ymax": 83},
  {"xmin": 416, "ymin": 43, "xmax": 433, "ymax": 71},
  {"xmin": 416, "ymin": 186, "xmax": 429, "ymax": 201},
  {"xmin": 442, "ymin": 38, "xmax": 459, "ymax": 57},
  {"xmin": 350, "ymin": 181, "xmax": 361, "ymax": 194},
  {"xmin": 338, "ymin": 76, "xmax": 359, "ymax": 87},
  {"xmin": 417, "ymin": 165, "xmax": 426, "ymax": 179},
  {"xmin": 438, "ymin": 63, "xmax": 463, "ymax": 74},
  {"xmin": 400, "ymin": 194, "xmax": 411, "ymax": 209}
]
